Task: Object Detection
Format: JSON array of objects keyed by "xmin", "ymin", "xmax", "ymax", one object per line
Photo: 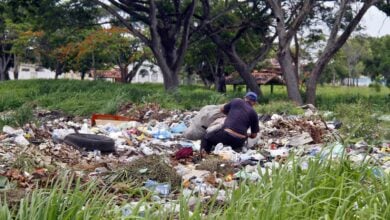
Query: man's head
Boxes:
[{"xmin": 244, "ymin": 92, "xmax": 257, "ymax": 105}]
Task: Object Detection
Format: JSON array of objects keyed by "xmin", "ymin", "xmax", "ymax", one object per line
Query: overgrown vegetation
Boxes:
[
  {"xmin": 127, "ymin": 153, "xmax": 390, "ymax": 219},
  {"xmin": 2, "ymin": 153, "xmax": 389, "ymax": 219},
  {"xmin": 0, "ymin": 175, "xmax": 115, "ymax": 220},
  {"xmin": 334, "ymin": 102, "xmax": 384, "ymax": 143}
]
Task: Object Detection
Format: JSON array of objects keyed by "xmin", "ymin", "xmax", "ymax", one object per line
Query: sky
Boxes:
[{"xmin": 361, "ymin": 6, "xmax": 390, "ymax": 37}]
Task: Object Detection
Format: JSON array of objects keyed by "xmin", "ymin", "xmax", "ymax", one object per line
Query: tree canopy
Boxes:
[{"xmin": 1, "ymin": 0, "xmax": 389, "ymax": 104}]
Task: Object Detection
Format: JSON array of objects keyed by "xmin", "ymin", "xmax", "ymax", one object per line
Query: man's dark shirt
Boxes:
[{"xmin": 223, "ymin": 98, "xmax": 259, "ymax": 135}]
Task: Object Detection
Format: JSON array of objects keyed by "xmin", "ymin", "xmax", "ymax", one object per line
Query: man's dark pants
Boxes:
[{"xmin": 201, "ymin": 128, "xmax": 246, "ymax": 153}]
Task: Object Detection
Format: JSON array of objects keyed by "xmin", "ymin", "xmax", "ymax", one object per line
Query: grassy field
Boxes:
[
  {"xmin": 0, "ymin": 79, "xmax": 388, "ymax": 114},
  {"xmin": 0, "ymin": 79, "xmax": 389, "ymax": 219},
  {"xmin": 1, "ymin": 79, "xmax": 388, "ymax": 139}
]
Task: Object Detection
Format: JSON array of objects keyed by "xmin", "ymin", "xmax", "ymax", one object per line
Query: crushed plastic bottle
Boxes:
[{"xmin": 144, "ymin": 179, "xmax": 171, "ymax": 196}]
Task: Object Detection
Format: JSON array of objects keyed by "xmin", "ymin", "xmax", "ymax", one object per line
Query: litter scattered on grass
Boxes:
[{"xmin": 0, "ymin": 103, "xmax": 389, "ymax": 217}]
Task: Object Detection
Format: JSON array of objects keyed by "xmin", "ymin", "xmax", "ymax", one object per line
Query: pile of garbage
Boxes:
[{"xmin": 0, "ymin": 103, "xmax": 389, "ymax": 215}]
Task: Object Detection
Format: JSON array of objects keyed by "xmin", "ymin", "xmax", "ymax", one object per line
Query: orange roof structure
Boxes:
[
  {"xmin": 95, "ymin": 68, "xmax": 121, "ymax": 79},
  {"xmin": 226, "ymin": 59, "xmax": 285, "ymax": 85}
]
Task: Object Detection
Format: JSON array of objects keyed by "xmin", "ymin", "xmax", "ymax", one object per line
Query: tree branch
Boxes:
[
  {"xmin": 149, "ymin": 0, "xmax": 162, "ymax": 56},
  {"xmin": 173, "ymin": 0, "xmax": 196, "ymax": 71},
  {"xmin": 248, "ymin": 34, "xmax": 277, "ymax": 70},
  {"xmin": 230, "ymin": 24, "xmax": 249, "ymax": 45},
  {"xmin": 92, "ymin": 0, "xmax": 150, "ymax": 45},
  {"xmin": 327, "ymin": 0, "xmax": 349, "ymax": 45},
  {"xmin": 285, "ymin": 0, "xmax": 316, "ymax": 43},
  {"xmin": 331, "ymin": 0, "xmax": 379, "ymax": 54}
]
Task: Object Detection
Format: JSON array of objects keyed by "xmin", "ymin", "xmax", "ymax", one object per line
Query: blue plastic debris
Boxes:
[
  {"xmin": 151, "ymin": 130, "xmax": 172, "ymax": 139},
  {"xmin": 171, "ymin": 122, "xmax": 187, "ymax": 133}
]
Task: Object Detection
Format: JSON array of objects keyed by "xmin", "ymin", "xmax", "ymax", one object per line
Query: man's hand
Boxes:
[
  {"xmin": 248, "ymin": 133, "xmax": 257, "ymax": 138},
  {"xmin": 220, "ymin": 107, "xmax": 226, "ymax": 114}
]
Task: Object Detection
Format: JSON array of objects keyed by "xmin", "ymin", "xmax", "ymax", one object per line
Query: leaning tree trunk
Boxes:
[
  {"xmin": 306, "ymin": 57, "xmax": 329, "ymax": 104},
  {"xmin": 278, "ymin": 50, "xmax": 303, "ymax": 105},
  {"xmin": 224, "ymin": 49, "xmax": 262, "ymax": 97},
  {"xmin": 305, "ymin": 0, "xmax": 377, "ymax": 104}
]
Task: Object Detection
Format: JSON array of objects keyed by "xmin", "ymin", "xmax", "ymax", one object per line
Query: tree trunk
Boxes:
[
  {"xmin": 161, "ymin": 70, "xmax": 180, "ymax": 91},
  {"xmin": 278, "ymin": 50, "xmax": 303, "ymax": 105},
  {"xmin": 149, "ymin": 0, "xmax": 195, "ymax": 92},
  {"xmin": 153, "ymin": 47, "xmax": 180, "ymax": 91},
  {"xmin": 0, "ymin": 54, "xmax": 11, "ymax": 81},
  {"xmin": 185, "ymin": 67, "xmax": 193, "ymax": 85},
  {"xmin": 13, "ymin": 54, "xmax": 19, "ymax": 80},
  {"xmin": 306, "ymin": 57, "xmax": 329, "ymax": 104},
  {"xmin": 55, "ymin": 63, "xmax": 63, "ymax": 80},
  {"xmin": 216, "ymin": 55, "xmax": 226, "ymax": 93},
  {"xmin": 119, "ymin": 65, "xmax": 128, "ymax": 83},
  {"xmin": 305, "ymin": 0, "xmax": 377, "ymax": 104},
  {"xmin": 293, "ymin": 34, "xmax": 300, "ymax": 83},
  {"xmin": 216, "ymin": 45, "xmax": 261, "ymax": 97}
]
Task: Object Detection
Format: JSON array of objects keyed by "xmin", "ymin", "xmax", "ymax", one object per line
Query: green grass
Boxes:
[
  {"xmin": 0, "ymin": 80, "xmax": 230, "ymax": 116},
  {"xmin": 1, "ymin": 80, "xmax": 389, "ymax": 136},
  {"xmin": 1, "ymin": 80, "xmax": 388, "ymax": 115},
  {"xmin": 4, "ymin": 154, "xmax": 387, "ymax": 219},
  {"xmin": 0, "ymin": 174, "xmax": 115, "ymax": 220},
  {"xmin": 97, "ymin": 153, "xmax": 390, "ymax": 219}
]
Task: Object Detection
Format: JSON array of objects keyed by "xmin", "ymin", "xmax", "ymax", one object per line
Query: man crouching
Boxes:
[{"xmin": 201, "ymin": 92, "xmax": 260, "ymax": 153}]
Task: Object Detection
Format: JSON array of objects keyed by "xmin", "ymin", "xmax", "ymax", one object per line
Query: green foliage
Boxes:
[
  {"xmin": 0, "ymin": 103, "xmax": 33, "ymax": 128},
  {"xmin": 364, "ymin": 35, "xmax": 390, "ymax": 82},
  {"xmin": 314, "ymin": 86, "xmax": 390, "ymax": 113},
  {"xmin": 334, "ymin": 102, "xmax": 383, "ymax": 143},
  {"xmin": 0, "ymin": 175, "xmax": 114, "ymax": 220}
]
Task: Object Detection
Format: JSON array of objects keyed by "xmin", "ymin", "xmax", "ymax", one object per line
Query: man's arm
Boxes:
[
  {"xmin": 221, "ymin": 101, "xmax": 232, "ymax": 115},
  {"xmin": 249, "ymin": 111, "xmax": 259, "ymax": 139}
]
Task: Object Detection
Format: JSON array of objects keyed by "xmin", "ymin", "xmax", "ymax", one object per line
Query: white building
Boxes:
[
  {"xmin": 8, "ymin": 63, "xmax": 91, "ymax": 80},
  {"xmin": 342, "ymin": 76, "xmax": 373, "ymax": 86},
  {"xmin": 130, "ymin": 60, "xmax": 164, "ymax": 83},
  {"xmin": 8, "ymin": 63, "xmax": 56, "ymax": 80},
  {"xmin": 9, "ymin": 61, "xmax": 164, "ymax": 83}
]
